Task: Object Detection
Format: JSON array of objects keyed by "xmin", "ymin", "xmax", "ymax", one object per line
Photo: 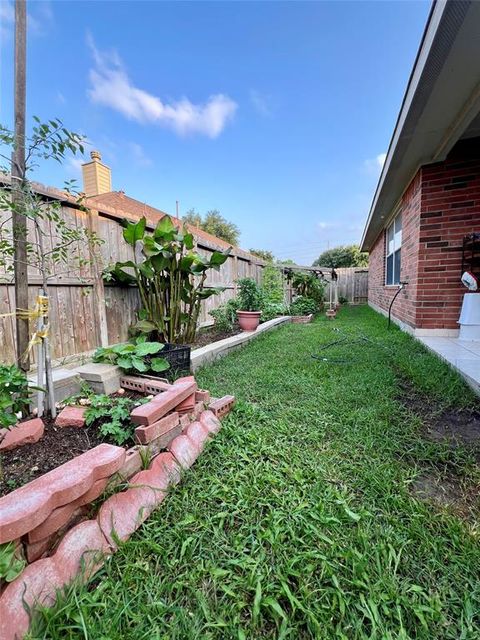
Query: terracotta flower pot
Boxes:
[{"xmin": 236, "ymin": 310, "xmax": 261, "ymax": 331}]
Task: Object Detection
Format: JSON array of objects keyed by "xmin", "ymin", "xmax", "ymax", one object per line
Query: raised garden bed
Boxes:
[
  {"xmin": 0, "ymin": 391, "xmax": 144, "ymax": 497},
  {"xmin": 0, "ymin": 374, "xmax": 236, "ymax": 640}
]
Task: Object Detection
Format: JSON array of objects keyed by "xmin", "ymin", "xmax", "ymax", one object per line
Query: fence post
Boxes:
[{"xmin": 87, "ymin": 207, "xmax": 109, "ymax": 347}]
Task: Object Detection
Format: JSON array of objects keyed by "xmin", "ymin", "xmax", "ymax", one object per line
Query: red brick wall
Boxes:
[
  {"xmin": 417, "ymin": 138, "xmax": 480, "ymax": 329},
  {"xmin": 368, "ymin": 137, "xmax": 480, "ymax": 331},
  {"xmin": 368, "ymin": 170, "xmax": 422, "ymax": 329}
]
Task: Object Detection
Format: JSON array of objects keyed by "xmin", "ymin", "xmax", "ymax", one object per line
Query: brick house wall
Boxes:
[
  {"xmin": 368, "ymin": 171, "xmax": 422, "ymax": 328},
  {"xmin": 368, "ymin": 137, "xmax": 480, "ymax": 331}
]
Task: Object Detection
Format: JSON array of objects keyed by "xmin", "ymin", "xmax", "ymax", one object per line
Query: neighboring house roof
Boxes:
[
  {"xmin": 0, "ymin": 174, "xmax": 263, "ymax": 262},
  {"xmin": 361, "ymin": 0, "xmax": 480, "ymax": 251},
  {"xmin": 87, "ymin": 190, "xmax": 256, "ymax": 258}
]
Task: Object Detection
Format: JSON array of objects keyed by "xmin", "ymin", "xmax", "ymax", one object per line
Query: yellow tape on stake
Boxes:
[
  {"xmin": 0, "ymin": 295, "xmax": 50, "ymax": 360},
  {"xmin": 0, "ymin": 295, "xmax": 49, "ymax": 321}
]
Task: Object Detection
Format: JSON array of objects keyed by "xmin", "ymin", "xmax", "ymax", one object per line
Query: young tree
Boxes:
[
  {"xmin": 313, "ymin": 244, "xmax": 368, "ymax": 268},
  {"xmin": 183, "ymin": 208, "xmax": 240, "ymax": 245},
  {"xmin": 0, "ymin": 118, "xmax": 101, "ymax": 416}
]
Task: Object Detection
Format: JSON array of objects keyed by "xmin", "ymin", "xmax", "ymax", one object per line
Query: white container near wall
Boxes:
[{"xmin": 458, "ymin": 292, "xmax": 480, "ymax": 340}]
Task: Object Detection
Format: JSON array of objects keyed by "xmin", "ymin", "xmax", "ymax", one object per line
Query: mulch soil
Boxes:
[
  {"xmin": 190, "ymin": 324, "xmax": 242, "ymax": 349},
  {"xmin": 0, "ymin": 391, "xmax": 144, "ymax": 498},
  {"xmin": 0, "ymin": 418, "xmax": 105, "ymax": 497}
]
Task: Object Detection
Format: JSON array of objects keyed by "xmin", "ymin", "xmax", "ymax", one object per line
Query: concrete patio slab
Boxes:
[{"xmin": 418, "ymin": 336, "xmax": 480, "ymax": 395}]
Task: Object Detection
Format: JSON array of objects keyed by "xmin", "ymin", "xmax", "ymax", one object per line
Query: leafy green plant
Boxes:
[
  {"xmin": 84, "ymin": 395, "xmax": 144, "ymax": 446},
  {"xmin": 0, "ymin": 542, "xmax": 26, "ymax": 583},
  {"xmin": 286, "ymin": 270, "xmax": 325, "ymax": 310},
  {"xmin": 0, "ymin": 365, "xmax": 31, "ymax": 428},
  {"xmin": 262, "ymin": 265, "xmax": 284, "ymax": 303},
  {"xmin": 104, "ymin": 215, "xmax": 230, "ymax": 344},
  {"xmin": 289, "ymin": 296, "xmax": 317, "ymax": 316},
  {"xmin": 338, "ymin": 295, "xmax": 349, "ymax": 305},
  {"xmin": 260, "ymin": 301, "xmax": 288, "ymax": 322},
  {"xmin": 93, "ymin": 336, "xmax": 169, "ymax": 374},
  {"xmin": 209, "ymin": 298, "xmax": 240, "ymax": 332},
  {"xmin": 237, "ymin": 278, "xmax": 263, "ymax": 312}
]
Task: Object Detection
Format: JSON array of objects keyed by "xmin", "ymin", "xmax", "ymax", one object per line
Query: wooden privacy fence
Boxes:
[
  {"xmin": 0, "ymin": 197, "xmax": 265, "ymax": 363},
  {"xmin": 283, "ymin": 267, "xmax": 369, "ymax": 306},
  {"xmin": 0, "ymin": 190, "xmax": 368, "ymax": 363}
]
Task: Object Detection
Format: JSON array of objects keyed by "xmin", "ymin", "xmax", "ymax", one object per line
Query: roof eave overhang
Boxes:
[{"xmin": 361, "ymin": 0, "xmax": 480, "ymax": 251}]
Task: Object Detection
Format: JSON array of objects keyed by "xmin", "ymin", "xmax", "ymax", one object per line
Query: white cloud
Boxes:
[
  {"xmin": 317, "ymin": 221, "xmax": 335, "ymax": 231},
  {"xmin": 86, "ymin": 34, "xmax": 238, "ymax": 138},
  {"xmin": 0, "ymin": 1, "xmax": 14, "ymax": 39},
  {"xmin": 28, "ymin": 1, "xmax": 54, "ymax": 35},
  {"xmin": 249, "ymin": 89, "xmax": 271, "ymax": 117},
  {"xmin": 66, "ymin": 155, "xmax": 85, "ymax": 178},
  {"xmin": 129, "ymin": 142, "xmax": 152, "ymax": 168},
  {"xmin": 1, "ymin": 1, "xmax": 54, "ymax": 38},
  {"xmin": 363, "ymin": 152, "xmax": 387, "ymax": 175}
]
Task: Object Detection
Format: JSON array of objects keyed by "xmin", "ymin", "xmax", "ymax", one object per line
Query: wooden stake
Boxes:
[{"xmin": 12, "ymin": 0, "xmax": 29, "ymax": 371}]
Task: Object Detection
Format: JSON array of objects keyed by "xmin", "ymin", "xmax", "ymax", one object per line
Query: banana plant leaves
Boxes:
[{"xmin": 107, "ymin": 215, "xmax": 230, "ymax": 343}]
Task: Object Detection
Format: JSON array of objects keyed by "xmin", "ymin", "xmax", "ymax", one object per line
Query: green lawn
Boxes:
[{"xmin": 31, "ymin": 306, "xmax": 480, "ymax": 639}]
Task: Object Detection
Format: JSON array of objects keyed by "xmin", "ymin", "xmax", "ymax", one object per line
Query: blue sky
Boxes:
[{"xmin": 1, "ymin": 0, "xmax": 430, "ymax": 264}]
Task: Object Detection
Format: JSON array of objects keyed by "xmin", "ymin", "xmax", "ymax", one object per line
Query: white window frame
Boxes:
[{"xmin": 385, "ymin": 212, "xmax": 402, "ymax": 285}]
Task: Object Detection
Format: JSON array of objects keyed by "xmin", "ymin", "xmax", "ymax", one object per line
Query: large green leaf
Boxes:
[
  {"xmin": 138, "ymin": 261, "xmax": 155, "ymax": 279},
  {"xmin": 208, "ymin": 249, "xmax": 231, "ymax": 268},
  {"xmin": 133, "ymin": 319, "xmax": 157, "ymax": 334},
  {"xmin": 154, "ymin": 215, "xmax": 175, "ymax": 240},
  {"xmin": 151, "ymin": 254, "xmax": 168, "ymax": 272},
  {"xmin": 103, "ymin": 263, "xmax": 136, "ymax": 285},
  {"xmin": 111, "ymin": 343, "xmax": 135, "ymax": 354},
  {"xmin": 122, "ymin": 217, "xmax": 146, "ymax": 247},
  {"xmin": 197, "ymin": 286, "xmax": 225, "ymax": 300},
  {"xmin": 150, "ymin": 357, "xmax": 170, "ymax": 372},
  {"xmin": 142, "ymin": 236, "xmax": 163, "ymax": 258},
  {"xmin": 135, "ymin": 342, "xmax": 164, "ymax": 356},
  {"xmin": 184, "ymin": 233, "xmax": 194, "ymax": 250},
  {"xmin": 179, "ymin": 254, "xmax": 195, "ymax": 271},
  {"xmin": 131, "ymin": 356, "xmax": 148, "ymax": 372},
  {"xmin": 117, "ymin": 356, "xmax": 133, "ymax": 369}
]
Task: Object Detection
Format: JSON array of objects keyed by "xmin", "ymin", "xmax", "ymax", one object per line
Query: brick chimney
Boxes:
[{"xmin": 81, "ymin": 150, "xmax": 112, "ymax": 196}]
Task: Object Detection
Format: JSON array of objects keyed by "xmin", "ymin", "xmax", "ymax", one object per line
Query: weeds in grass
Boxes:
[{"xmin": 28, "ymin": 307, "xmax": 480, "ymax": 639}]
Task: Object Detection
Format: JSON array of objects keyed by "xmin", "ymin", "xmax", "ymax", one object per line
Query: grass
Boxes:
[{"xmin": 29, "ymin": 306, "xmax": 480, "ymax": 639}]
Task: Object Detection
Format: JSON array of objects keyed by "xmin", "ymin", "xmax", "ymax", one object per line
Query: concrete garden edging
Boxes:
[
  {"xmin": 190, "ymin": 316, "xmax": 291, "ymax": 372},
  {"xmin": 0, "ymin": 379, "xmax": 235, "ymax": 640}
]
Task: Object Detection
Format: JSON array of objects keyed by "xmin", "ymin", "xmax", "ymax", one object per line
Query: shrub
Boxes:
[
  {"xmin": 286, "ymin": 271, "xmax": 325, "ymax": 310},
  {"xmin": 262, "ymin": 265, "xmax": 284, "ymax": 303},
  {"xmin": 0, "ymin": 365, "xmax": 31, "ymax": 428},
  {"xmin": 289, "ymin": 296, "xmax": 318, "ymax": 316},
  {"xmin": 237, "ymin": 278, "xmax": 263, "ymax": 312},
  {"xmin": 209, "ymin": 298, "xmax": 240, "ymax": 332},
  {"xmin": 261, "ymin": 301, "xmax": 288, "ymax": 322},
  {"xmin": 93, "ymin": 336, "xmax": 169, "ymax": 374}
]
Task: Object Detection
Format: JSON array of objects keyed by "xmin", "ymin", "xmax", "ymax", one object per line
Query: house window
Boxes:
[{"xmin": 386, "ymin": 213, "xmax": 402, "ymax": 285}]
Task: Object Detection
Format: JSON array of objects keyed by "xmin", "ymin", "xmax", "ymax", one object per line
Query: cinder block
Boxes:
[
  {"xmin": 75, "ymin": 363, "xmax": 121, "ymax": 395},
  {"xmin": 208, "ymin": 395, "xmax": 235, "ymax": 418}
]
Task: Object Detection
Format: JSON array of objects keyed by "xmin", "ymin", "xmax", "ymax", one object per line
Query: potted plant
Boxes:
[
  {"xmin": 104, "ymin": 215, "xmax": 230, "ymax": 374},
  {"xmin": 236, "ymin": 277, "xmax": 263, "ymax": 331}
]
